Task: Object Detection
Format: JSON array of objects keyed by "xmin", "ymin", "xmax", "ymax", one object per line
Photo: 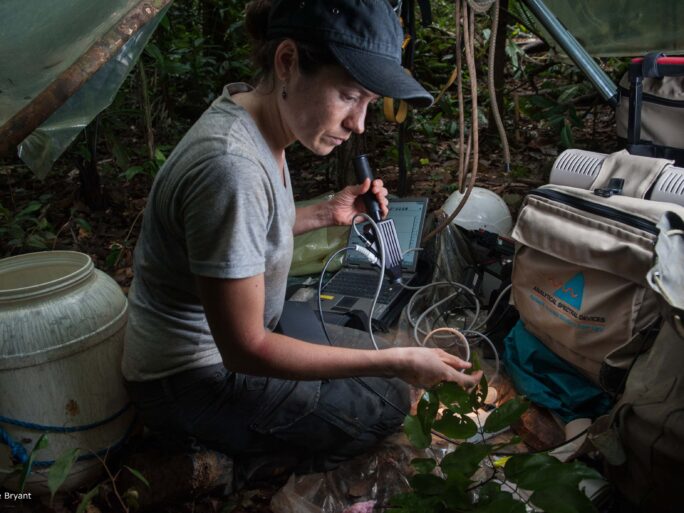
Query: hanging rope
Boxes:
[
  {"xmin": 467, "ymin": 0, "xmax": 496, "ymax": 13},
  {"xmin": 423, "ymin": 0, "xmax": 479, "ymax": 243},
  {"xmin": 422, "ymin": 0, "xmax": 510, "ymax": 244},
  {"xmin": 487, "ymin": 0, "xmax": 511, "ymax": 173}
]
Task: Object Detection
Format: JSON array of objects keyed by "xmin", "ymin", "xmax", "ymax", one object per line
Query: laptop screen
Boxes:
[{"xmin": 345, "ymin": 198, "xmax": 428, "ymax": 271}]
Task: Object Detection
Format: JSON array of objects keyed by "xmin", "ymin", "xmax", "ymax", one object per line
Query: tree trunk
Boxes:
[{"xmin": 77, "ymin": 117, "xmax": 107, "ymax": 211}]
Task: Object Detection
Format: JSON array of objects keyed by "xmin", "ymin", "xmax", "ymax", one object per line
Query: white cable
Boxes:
[
  {"xmin": 407, "ymin": 281, "xmax": 481, "ymax": 340},
  {"xmin": 317, "ymin": 239, "xmax": 382, "ymax": 351},
  {"xmin": 353, "ymin": 244, "xmax": 379, "ymax": 265},
  {"xmin": 413, "ymin": 291, "xmax": 465, "ymax": 346},
  {"xmin": 318, "ymin": 245, "xmax": 357, "ymax": 340},
  {"xmin": 422, "ymin": 327, "xmax": 471, "ymax": 363},
  {"xmin": 352, "ymin": 213, "xmax": 386, "ymax": 351}
]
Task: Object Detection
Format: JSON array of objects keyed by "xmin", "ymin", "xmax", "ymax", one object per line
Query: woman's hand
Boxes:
[
  {"xmin": 387, "ymin": 346, "xmax": 483, "ymax": 390},
  {"xmin": 328, "ymin": 178, "xmax": 389, "ymax": 226}
]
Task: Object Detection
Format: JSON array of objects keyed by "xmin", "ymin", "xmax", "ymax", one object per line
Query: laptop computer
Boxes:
[{"xmin": 314, "ymin": 198, "xmax": 429, "ymax": 330}]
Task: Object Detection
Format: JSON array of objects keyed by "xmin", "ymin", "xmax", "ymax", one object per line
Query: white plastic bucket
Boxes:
[{"xmin": 0, "ymin": 251, "xmax": 131, "ymax": 494}]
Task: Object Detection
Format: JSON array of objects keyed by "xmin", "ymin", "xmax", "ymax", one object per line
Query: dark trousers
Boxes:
[{"xmin": 124, "ymin": 303, "xmax": 409, "ymax": 479}]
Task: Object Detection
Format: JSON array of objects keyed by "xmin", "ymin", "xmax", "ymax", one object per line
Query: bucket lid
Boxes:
[{"xmin": 0, "ymin": 251, "xmax": 93, "ymax": 302}]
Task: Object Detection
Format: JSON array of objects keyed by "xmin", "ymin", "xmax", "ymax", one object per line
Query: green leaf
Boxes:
[
  {"xmin": 18, "ymin": 201, "xmax": 42, "ymax": 218},
  {"xmin": 124, "ymin": 465, "xmax": 150, "ymax": 488},
  {"xmin": 75, "ymin": 218, "xmax": 92, "ymax": 233},
  {"xmin": 548, "ymin": 114, "xmax": 566, "ymax": 128},
  {"xmin": 26, "ymin": 234, "xmax": 48, "ymax": 249},
  {"xmin": 34, "ymin": 434, "xmax": 49, "ymax": 451},
  {"xmin": 557, "ymin": 84, "xmax": 581, "ymax": 104},
  {"xmin": 48, "ymin": 448, "xmax": 80, "ymax": 505},
  {"xmin": 411, "ymin": 458, "xmax": 437, "ymax": 474},
  {"xmin": 440, "ymin": 442, "xmax": 492, "ymax": 480},
  {"xmin": 560, "ymin": 124, "xmax": 574, "ymax": 149},
  {"xmin": 18, "ymin": 456, "xmax": 35, "ymax": 493},
  {"xmin": 409, "ymin": 474, "xmax": 446, "ymax": 496},
  {"xmin": 473, "ymin": 369, "xmax": 489, "ymax": 409},
  {"xmin": 530, "ymin": 486, "xmax": 598, "ymax": 513},
  {"xmin": 388, "ymin": 492, "xmax": 443, "ymax": 513},
  {"xmin": 154, "ymin": 148, "xmax": 167, "ymax": 165},
  {"xmin": 483, "ymin": 397, "xmax": 529, "ymax": 433},
  {"xmin": 123, "ymin": 165, "xmax": 145, "ymax": 181},
  {"xmin": 433, "ymin": 411, "xmax": 478, "ymax": 440},
  {"xmin": 404, "ymin": 415, "xmax": 431, "ymax": 449},
  {"xmin": 474, "ymin": 480, "xmax": 527, "ymax": 512},
  {"xmin": 18, "ymin": 434, "xmax": 48, "ymax": 492},
  {"xmin": 528, "ymin": 95, "xmax": 556, "ymax": 109},
  {"xmin": 144, "ymin": 42, "xmax": 164, "ymax": 64},
  {"xmin": 105, "ymin": 246, "xmax": 122, "ymax": 269},
  {"xmin": 505, "ymin": 453, "xmax": 602, "ymax": 492},
  {"xmin": 417, "ymin": 391, "xmax": 439, "ymax": 434},
  {"xmin": 472, "ymin": 494, "xmax": 527, "ymax": 513},
  {"xmin": 504, "ymin": 453, "xmax": 556, "ymax": 486},
  {"xmin": 435, "ymin": 382, "xmax": 472, "ymax": 413},
  {"xmin": 76, "ymin": 486, "xmax": 99, "ymax": 513}
]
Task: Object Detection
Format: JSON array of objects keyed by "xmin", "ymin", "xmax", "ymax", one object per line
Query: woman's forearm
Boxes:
[{"xmin": 293, "ymin": 201, "xmax": 334, "ymax": 235}]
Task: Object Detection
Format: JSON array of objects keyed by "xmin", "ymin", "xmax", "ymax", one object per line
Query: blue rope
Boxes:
[
  {"xmin": 32, "ymin": 415, "xmax": 138, "ymax": 468},
  {"xmin": 0, "ymin": 403, "xmax": 133, "ymax": 465},
  {"xmin": 0, "ymin": 426, "xmax": 29, "ymax": 464},
  {"xmin": 0, "ymin": 403, "xmax": 132, "ymax": 433}
]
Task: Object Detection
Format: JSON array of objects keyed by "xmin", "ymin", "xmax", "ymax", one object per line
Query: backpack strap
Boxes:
[{"xmin": 590, "ymin": 149, "xmax": 672, "ymax": 200}]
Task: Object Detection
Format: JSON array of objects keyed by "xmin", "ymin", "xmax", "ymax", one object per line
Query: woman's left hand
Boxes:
[{"xmin": 328, "ymin": 178, "xmax": 389, "ymax": 226}]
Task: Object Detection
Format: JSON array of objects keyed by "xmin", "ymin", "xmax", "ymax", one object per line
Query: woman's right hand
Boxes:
[{"xmin": 387, "ymin": 346, "xmax": 483, "ymax": 390}]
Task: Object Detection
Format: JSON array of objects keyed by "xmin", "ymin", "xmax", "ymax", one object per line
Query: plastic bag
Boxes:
[
  {"xmin": 290, "ymin": 194, "xmax": 350, "ymax": 276},
  {"xmin": 270, "ymin": 432, "xmax": 451, "ymax": 513}
]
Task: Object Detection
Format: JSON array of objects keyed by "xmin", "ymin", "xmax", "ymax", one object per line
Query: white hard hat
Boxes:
[{"xmin": 442, "ymin": 187, "xmax": 513, "ymax": 236}]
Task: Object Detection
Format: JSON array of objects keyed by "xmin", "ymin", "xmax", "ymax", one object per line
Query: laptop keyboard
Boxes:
[{"xmin": 323, "ymin": 271, "xmax": 402, "ymax": 303}]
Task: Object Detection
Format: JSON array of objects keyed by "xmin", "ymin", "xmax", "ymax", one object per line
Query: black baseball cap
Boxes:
[{"xmin": 266, "ymin": 0, "xmax": 434, "ymax": 108}]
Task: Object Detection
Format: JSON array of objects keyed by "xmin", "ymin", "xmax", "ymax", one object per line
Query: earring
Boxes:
[{"xmin": 281, "ymin": 85, "xmax": 287, "ymax": 100}]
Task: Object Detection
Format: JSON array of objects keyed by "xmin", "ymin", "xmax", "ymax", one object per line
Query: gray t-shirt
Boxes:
[{"xmin": 122, "ymin": 83, "xmax": 296, "ymax": 381}]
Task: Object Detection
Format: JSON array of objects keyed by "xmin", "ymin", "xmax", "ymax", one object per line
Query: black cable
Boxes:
[{"xmin": 493, "ymin": 426, "xmax": 590, "ymax": 456}]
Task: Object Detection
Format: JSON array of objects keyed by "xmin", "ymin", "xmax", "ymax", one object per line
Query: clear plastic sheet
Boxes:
[
  {"xmin": 0, "ymin": 1, "xmax": 168, "ymax": 177},
  {"xmin": 0, "ymin": 0, "xmax": 139, "ymax": 126},
  {"xmin": 270, "ymin": 432, "xmax": 453, "ymax": 513},
  {"xmin": 15, "ymin": 6, "xmax": 169, "ymax": 178}
]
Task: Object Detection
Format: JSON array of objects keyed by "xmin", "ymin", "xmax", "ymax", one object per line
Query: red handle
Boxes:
[{"xmin": 631, "ymin": 56, "xmax": 684, "ymax": 65}]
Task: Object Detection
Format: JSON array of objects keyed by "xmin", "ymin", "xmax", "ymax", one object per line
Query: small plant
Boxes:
[
  {"xmin": 122, "ymin": 147, "xmax": 167, "ymax": 181},
  {"xmin": 392, "ymin": 370, "xmax": 601, "ymax": 512},
  {"xmin": 1, "ymin": 435, "xmax": 147, "ymax": 512},
  {"xmin": 76, "ymin": 461, "xmax": 150, "ymax": 513},
  {"xmin": 0, "ymin": 195, "xmax": 56, "ymax": 255}
]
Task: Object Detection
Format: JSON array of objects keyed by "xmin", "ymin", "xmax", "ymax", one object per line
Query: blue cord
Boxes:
[
  {"xmin": 0, "ymin": 403, "xmax": 132, "ymax": 433},
  {"xmin": 0, "ymin": 403, "xmax": 133, "ymax": 465},
  {"xmin": 0, "ymin": 426, "xmax": 29, "ymax": 464},
  {"xmin": 32, "ymin": 417, "xmax": 138, "ymax": 468}
]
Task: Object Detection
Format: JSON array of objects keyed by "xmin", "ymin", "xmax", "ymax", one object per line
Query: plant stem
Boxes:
[{"xmin": 139, "ymin": 63, "xmax": 155, "ymax": 162}]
